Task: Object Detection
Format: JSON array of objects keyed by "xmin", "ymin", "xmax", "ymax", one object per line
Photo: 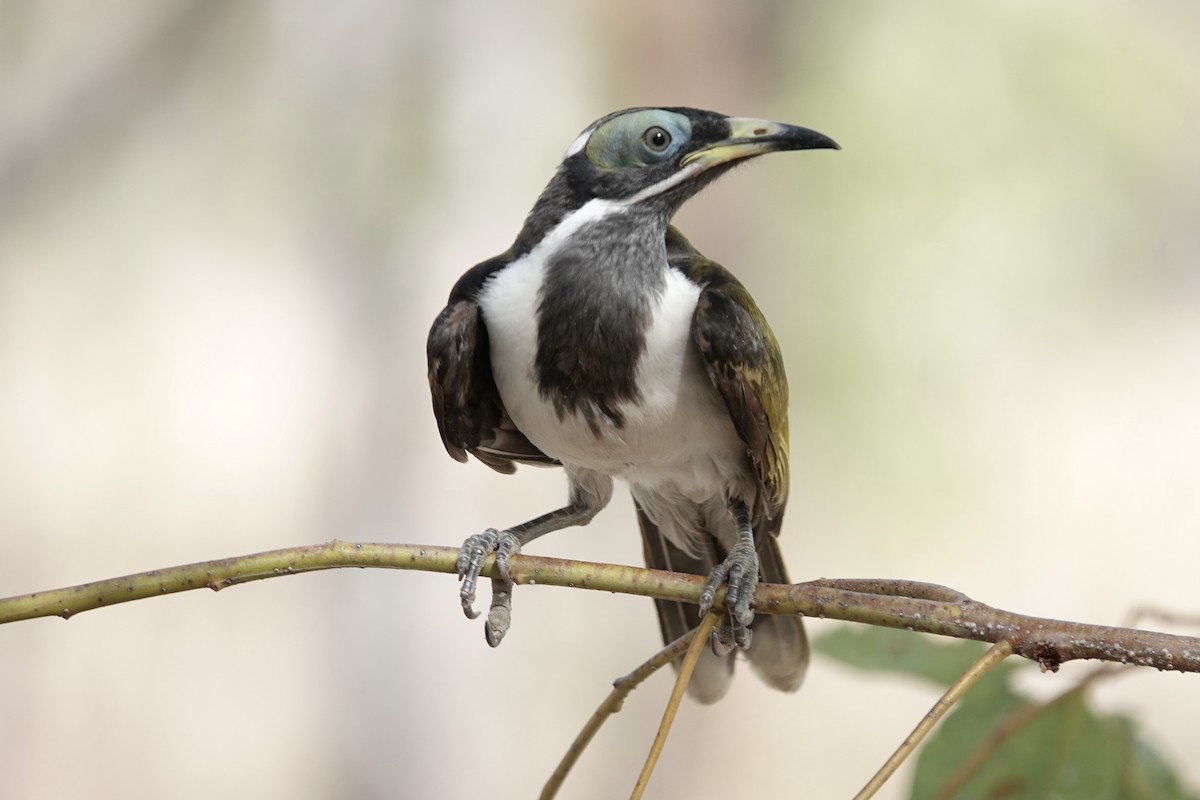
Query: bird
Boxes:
[{"xmin": 426, "ymin": 107, "xmax": 838, "ymax": 702}]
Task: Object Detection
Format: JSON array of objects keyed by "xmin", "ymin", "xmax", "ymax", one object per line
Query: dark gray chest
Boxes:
[{"xmin": 533, "ymin": 214, "xmax": 668, "ymax": 432}]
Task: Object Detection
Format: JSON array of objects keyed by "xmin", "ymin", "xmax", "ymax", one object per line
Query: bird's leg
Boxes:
[
  {"xmin": 457, "ymin": 502, "xmax": 598, "ymax": 645},
  {"xmin": 698, "ymin": 499, "xmax": 759, "ymax": 652}
]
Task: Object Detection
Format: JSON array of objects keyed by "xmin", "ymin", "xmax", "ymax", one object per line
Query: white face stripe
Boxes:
[
  {"xmin": 524, "ymin": 158, "xmax": 703, "ymax": 255},
  {"xmin": 622, "ymin": 160, "xmax": 706, "ymax": 206},
  {"xmin": 525, "ymin": 161, "xmax": 708, "ymax": 258},
  {"xmin": 560, "ymin": 137, "xmax": 709, "ymax": 213},
  {"xmin": 563, "ymin": 123, "xmax": 598, "ymax": 159}
]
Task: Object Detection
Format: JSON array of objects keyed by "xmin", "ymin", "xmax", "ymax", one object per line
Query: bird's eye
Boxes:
[{"xmin": 642, "ymin": 126, "xmax": 672, "ymax": 152}]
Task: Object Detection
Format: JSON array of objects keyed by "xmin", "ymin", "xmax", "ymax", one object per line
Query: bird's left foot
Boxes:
[
  {"xmin": 456, "ymin": 528, "xmax": 523, "ymax": 646},
  {"xmin": 699, "ymin": 539, "xmax": 760, "ymax": 653}
]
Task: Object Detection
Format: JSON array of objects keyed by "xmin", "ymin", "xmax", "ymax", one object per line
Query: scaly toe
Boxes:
[
  {"xmin": 702, "ymin": 540, "xmax": 761, "ymax": 649},
  {"xmin": 733, "ymin": 621, "xmax": 753, "ymax": 650},
  {"xmin": 493, "ymin": 531, "xmax": 523, "ymax": 585},
  {"xmin": 457, "ymin": 528, "xmax": 502, "ymax": 620},
  {"xmin": 699, "ymin": 564, "xmax": 730, "ymax": 618},
  {"xmin": 730, "ymin": 576, "xmax": 757, "ymax": 627}
]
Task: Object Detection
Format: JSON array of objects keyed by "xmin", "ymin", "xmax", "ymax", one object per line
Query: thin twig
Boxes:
[
  {"xmin": 630, "ymin": 613, "xmax": 719, "ymax": 800},
  {"xmin": 932, "ymin": 656, "xmax": 1133, "ymax": 799},
  {"xmin": 540, "ymin": 629, "xmax": 698, "ymax": 800},
  {"xmin": 854, "ymin": 640, "xmax": 1015, "ymax": 800},
  {"xmin": 1126, "ymin": 605, "xmax": 1200, "ymax": 630}
]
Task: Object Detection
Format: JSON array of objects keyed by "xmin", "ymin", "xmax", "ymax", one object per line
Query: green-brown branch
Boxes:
[{"xmin": 1, "ymin": 541, "xmax": 1196, "ymax": 674}]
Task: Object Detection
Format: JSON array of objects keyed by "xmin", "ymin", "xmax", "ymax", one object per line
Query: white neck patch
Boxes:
[
  {"xmin": 531, "ymin": 197, "xmax": 623, "ymax": 261},
  {"xmin": 527, "ymin": 157, "xmax": 699, "ymax": 264}
]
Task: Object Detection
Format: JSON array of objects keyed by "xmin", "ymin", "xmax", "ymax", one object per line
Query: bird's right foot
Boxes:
[
  {"xmin": 698, "ymin": 536, "xmax": 760, "ymax": 653},
  {"xmin": 456, "ymin": 528, "xmax": 523, "ymax": 645}
]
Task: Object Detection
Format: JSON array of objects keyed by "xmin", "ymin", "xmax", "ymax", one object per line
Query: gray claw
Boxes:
[
  {"xmin": 457, "ymin": 528, "xmax": 502, "ymax": 620},
  {"xmin": 710, "ymin": 619, "xmax": 736, "ymax": 656},
  {"xmin": 700, "ymin": 540, "xmax": 760, "ymax": 650},
  {"xmin": 461, "ymin": 593, "xmax": 482, "ymax": 620},
  {"xmin": 457, "ymin": 528, "xmax": 525, "ymax": 642}
]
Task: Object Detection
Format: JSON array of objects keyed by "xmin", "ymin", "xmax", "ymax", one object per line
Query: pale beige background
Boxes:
[{"xmin": 1, "ymin": 2, "xmax": 1198, "ymax": 798}]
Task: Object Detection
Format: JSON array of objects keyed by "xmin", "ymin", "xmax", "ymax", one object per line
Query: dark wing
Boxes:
[
  {"xmin": 426, "ymin": 256, "xmax": 557, "ymax": 473},
  {"xmin": 666, "ymin": 226, "xmax": 790, "ymax": 536}
]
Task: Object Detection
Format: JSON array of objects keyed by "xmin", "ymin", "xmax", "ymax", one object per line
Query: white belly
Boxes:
[{"xmin": 478, "ymin": 255, "xmax": 746, "ymax": 502}]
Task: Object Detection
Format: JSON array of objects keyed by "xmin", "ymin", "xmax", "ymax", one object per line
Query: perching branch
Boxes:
[{"xmin": 1, "ymin": 540, "xmax": 1198, "ymax": 675}]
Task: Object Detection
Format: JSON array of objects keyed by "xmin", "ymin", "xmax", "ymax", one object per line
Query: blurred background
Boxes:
[{"xmin": 1, "ymin": 1, "xmax": 1198, "ymax": 797}]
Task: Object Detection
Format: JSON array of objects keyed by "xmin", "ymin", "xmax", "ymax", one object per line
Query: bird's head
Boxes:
[{"xmin": 515, "ymin": 107, "xmax": 838, "ymax": 253}]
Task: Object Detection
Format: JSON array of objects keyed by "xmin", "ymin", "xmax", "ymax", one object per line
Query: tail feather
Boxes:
[
  {"xmin": 637, "ymin": 504, "xmax": 808, "ymax": 703},
  {"xmin": 746, "ymin": 536, "xmax": 809, "ymax": 693},
  {"xmin": 639, "ymin": 506, "xmax": 734, "ymax": 703}
]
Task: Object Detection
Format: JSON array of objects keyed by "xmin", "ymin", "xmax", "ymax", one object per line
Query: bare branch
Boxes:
[
  {"xmin": 540, "ymin": 628, "xmax": 699, "ymax": 800},
  {"xmin": 1, "ymin": 541, "xmax": 1198, "ymax": 675},
  {"xmin": 631, "ymin": 613, "xmax": 719, "ymax": 799}
]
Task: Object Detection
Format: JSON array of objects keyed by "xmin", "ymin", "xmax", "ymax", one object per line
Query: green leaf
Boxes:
[
  {"xmin": 913, "ymin": 688, "xmax": 1122, "ymax": 799},
  {"xmin": 814, "ymin": 624, "xmax": 1199, "ymax": 799},
  {"xmin": 911, "ymin": 688, "xmax": 1200, "ymax": 800},
  {"xmin": 1109, "ymin": 715, "xmax": 1200, "ymax": 800},
  {"xmin": 812, "ymin": 623, "xmax": 1021, "ymax": 688}
]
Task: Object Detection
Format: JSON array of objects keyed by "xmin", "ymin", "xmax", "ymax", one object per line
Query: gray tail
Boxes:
[{"xmin": 637, "ymin": 505, "xmax": 809, "ymax": 704}]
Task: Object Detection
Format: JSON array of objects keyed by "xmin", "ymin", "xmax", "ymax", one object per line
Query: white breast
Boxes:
[{"xmin": 477, "ymin": 208, "xmax": 746, "ymax": 503}]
